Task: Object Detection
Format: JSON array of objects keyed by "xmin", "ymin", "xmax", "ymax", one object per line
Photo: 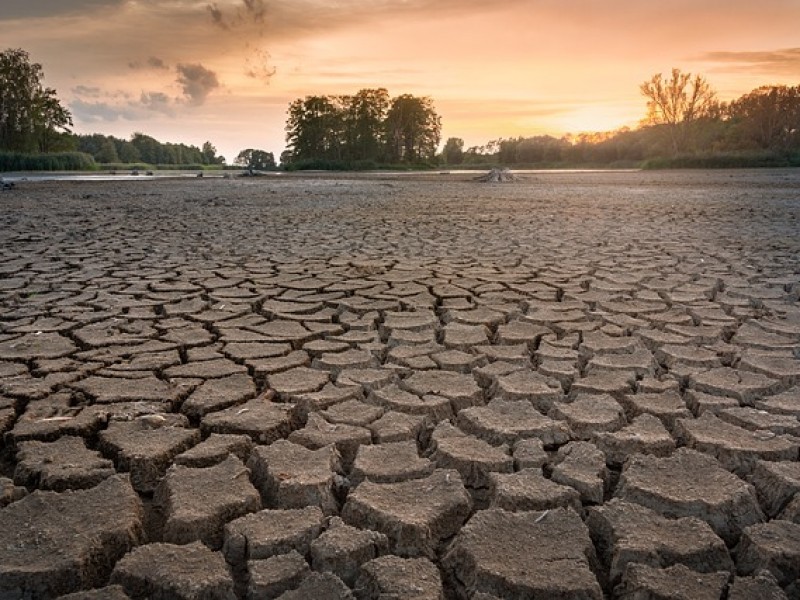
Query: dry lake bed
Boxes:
[{"xmin": 1, "ymin": 169, "xmax": 799, "ymax": 599}]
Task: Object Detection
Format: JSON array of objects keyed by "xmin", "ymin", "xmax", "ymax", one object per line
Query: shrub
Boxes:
[{"xmin": 0, "ymin": 151, "xmax": 96, "ymax": 171}]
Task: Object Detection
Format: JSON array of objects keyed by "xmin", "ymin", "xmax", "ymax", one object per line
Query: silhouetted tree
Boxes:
[
  {"xmin": 384, "ymin": 94, "xmax": 441, "ymax": 163},
  {"xmin": 285, "ymin": 95, "xmax": 345, "ymax": 161},
  {"xmin": 728, "ymin": 85, "xmax": 800, "ymax": 151},
  {"xmin": 235, "ymin": 148, "xmax": 276, "ymax": 170},
  {"xmin": 0, "ymin": 48, "xmax": 72, "ymax": 152},
  {"xmin": 640, "ymin": 68, "xmax": 717, "ymax": 154},
  {"xmin": 442, "ymin": 137, "xmax": 464, "ymax": 164},
  {"xmin": 342, "ymin": 88, "xmax": 390, "ymax": 161}
]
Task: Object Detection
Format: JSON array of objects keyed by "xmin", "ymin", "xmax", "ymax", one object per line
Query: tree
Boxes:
[
  {"xmin": 728, "ymin": 85, "xmax": 800, "ymax": 151},
  {"xmin": 234, "ymin": 148, "xmax": 276, "ymax": 170},
  {"xmin": 202, "ymin": 141, "xmax": 224, "ymax": 165},
  {"xmin": 342, "ymin": 88, "xmax": 389, "ymax": 161},
  {"xmin": 384, "ymin": 94, "xmax": 441, "ymax": 163},
  {"xmin": 285, "ymin": 95, "xmax": 345, "ymax": 162},
  {"xmin": 0, "ymin": 48, "xmax": 73, "ymax": 152},
  {"xmin": 640, "ymin": 68, "xmax": 716, "ymax": 154},
  {"xmin": 442, "ymin": 137, "xmax": 464, "ymax": 164}
]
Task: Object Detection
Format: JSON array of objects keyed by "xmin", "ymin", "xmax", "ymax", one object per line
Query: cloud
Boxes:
[
  {"xmin": 244, "ymin": 49, "xmax": 276, "ymax": 82},
  {"xmin": 129, "ymin": 56, "xmax": 171, "ymax": 70},
  {"xmin": 207, "ymin": 3, "xmax": 229, "ymax": 29},
  {"xmin": 140, "ymin": 91, "xmax": 176, "ymax": 116},
  {"xmin": 0, "ymin": 0, "xmax": 126, "ymax": 20},
  {"xmin": 242, "ymin": 0, "xmax": 266, "ymax": 23},
  {"xmin": 176, "ymin": 63, "xmax": 220, "ymax": 105},
  {"xmin": 69, "ymin": 88, "xmax": 176, "ymax": 122},
  {"xmin": 698, "ymin": 47, "xmax": 800, "ymax": 75}
]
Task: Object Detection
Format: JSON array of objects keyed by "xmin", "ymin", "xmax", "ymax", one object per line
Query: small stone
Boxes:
[
  {"xmin": 247, "ymin": 551, "xmax": 310, "ymax": 600},
  {"xmin": 14, "ymin": 435, "xmax": 115, "ymax": 491},
  {"xmin": 676, "ymin": 411, "xmax": 799, "ymax": 477},
  {"xmin": 442, "ymin": 507, "xmax": 603, "ymax": 599},
  {"xmin": 351, "ymin": 441, "xmax": 435, "ymax": 486},
  {"xmin": 111, "ymin": 542, "xmax": 236, "ymax": 600},
  {"xmin": 728, "ymin": 570, "xmax": 789, "ymax": 600},
  {"xmin": 586, "ymin": 498, "xmax": 732, "ymax": 587},
  {"xmin": 156, "ymin": 455, "xmax": 261, "ymax": 549},
  {"xmin": 223, "ymin": 507, "xmax": 324, "ymax": 567},
  {"xmin": 310, "ymin": 517, "xmax": 389, "ymax": 586},
  {"xmin": 550, "ymin": 441, "xmax": 609, "ymax": 504},
  {"xmin": 736, "ymin": 520, "xmax": 800, "ymax": 587},
  {"xmin": 248, "ymin": 439, "xmax": 340, "ymax": 515},
  {"xmin": 614, "ymin": 563, "xmax": 729, "ymax": 600},
  {"xmin": 616, "ymin": 448, "xmax": 764, "ymax": 544},
  {"xmin": 354, "ymin": 555, "xmax": 444, "ymax": 600},
  {"xmin": 0, "ymin": 475, "xmax": 144, "ymax": 598},
  {"xmin": 274, "ymin": 571, "xmax": 354, "ymax": 600},
  {"xmin": 341, "ymin": 469, "xmax": 472, "ymax": 557},
  {"xmin": 489, "ymin": 468, "xmax": 582, "ymax": 512}
]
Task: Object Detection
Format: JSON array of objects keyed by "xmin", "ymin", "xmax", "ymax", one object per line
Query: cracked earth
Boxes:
[{"xmin": 1, "ymin": 169, "xmax": 799, "ymax": 599}]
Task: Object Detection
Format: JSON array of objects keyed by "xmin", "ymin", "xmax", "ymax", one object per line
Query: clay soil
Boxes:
[{"xmin": 1, "ymin": 169, "xmax": 799, "ymax": 599}]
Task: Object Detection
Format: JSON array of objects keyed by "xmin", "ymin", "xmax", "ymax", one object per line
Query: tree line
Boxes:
[
  {"xmin": 283, "ymin": 89, "xmax": 441, "ymax": 169},
  {"xmin": 3, "ymin": 45, "xmax": 799, "ymax": 171},
  {"xmin": 443, "ymin": 70, "xmax": 800, "ymax": 168}
]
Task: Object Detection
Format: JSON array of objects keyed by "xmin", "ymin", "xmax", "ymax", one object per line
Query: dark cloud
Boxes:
[
  {"xmin": 140, "ymin": 91, "xmax": 175, "ymax": 115},
  {"xmin": 244, "ymin": 49, "xmax": 276, "ymax": 82},
  {"xmin": 0, "ymin": 0, "xmax": 126, "ymax": 20},
  {"xmin": 242, "ymin": 0, "xmax": 266, "ymax": 23},
  {"xmin": 698, "ymin": 47, "xmax": 800, "ymax": 75},
  {"xmin": 207, "ymin": 3, "xmax": 229, "ymax": 29},
  {"xmin": 69, "ymin": 87, "xmax": 176, "ymax": 122},
  {"xmin": 129, "ymin": 56, "xmax": 171, "ymax": 70},
  {"xmin": 176, "ymin": 63, "xmax": 220, "ymax": 105}
]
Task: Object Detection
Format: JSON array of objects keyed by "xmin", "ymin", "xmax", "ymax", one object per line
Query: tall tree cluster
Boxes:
[
  {"xmin": 75, "ymin": 133, "xmax": 225, "ymax": 165},
  {"xmin": 0, "ymin": 48, "xmax": 73, "ymax": 153},
  {"xmin": 284, "ymin": 89, "xmax": 441, "ymax": 165}
]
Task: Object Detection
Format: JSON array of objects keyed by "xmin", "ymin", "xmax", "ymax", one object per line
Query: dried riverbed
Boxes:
[{"xmin": 1, "ymin": 170, "xmax": 799, "ymax": 599}]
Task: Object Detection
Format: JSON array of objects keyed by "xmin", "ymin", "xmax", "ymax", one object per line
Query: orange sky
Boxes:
[{"xmin": 3, "ymin": 0, "xmax": 800, "ymax": 162}]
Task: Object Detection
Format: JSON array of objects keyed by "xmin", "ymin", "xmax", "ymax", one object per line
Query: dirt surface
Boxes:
[{"xmin": 1, "ymin": 169, "xmax": 799, "ymax": 599}]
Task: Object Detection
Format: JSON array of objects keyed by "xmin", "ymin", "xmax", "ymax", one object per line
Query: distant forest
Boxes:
[{"xmin": 2, "ymin": 45, "xmax": 799, "ymax": 171}]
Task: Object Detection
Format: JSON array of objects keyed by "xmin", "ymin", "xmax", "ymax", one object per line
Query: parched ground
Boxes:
[{"xmin": 1, "ymin": 169, "xmax": 799, "ymax": 599}]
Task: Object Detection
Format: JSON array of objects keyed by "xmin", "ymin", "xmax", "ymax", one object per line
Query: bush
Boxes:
[
  {"xmin": 0, "ymin": 151, "xmax": 97, "ymax": 171},
  {"xmin": 641, "ymin": 151, "xmax": 793, "ymax": 169}
]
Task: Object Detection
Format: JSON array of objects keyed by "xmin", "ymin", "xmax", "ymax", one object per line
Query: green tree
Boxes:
[
  {"xmin": 728, "ymin": 85, "xmax": 800, "ymax": 151},
  {"xmin": 234, "ymin": 148, "xmax": 276, "ymax": 170},
  {"xmin": 0, "ymin": 48, "xmax": 73, "ymax": 152},
  {"xmin": 96, "ymin": 137, "xmax": 120, "ymax": 163},
  {"xmin": 384, "ymin": 94, "xmax": 441, "ymax": 163},
  {"xmin": 201, "ymin": 141, "xmax": 224, "ymax": 165},
  {"xmin": 442, "ymin": 137, "xmax": 464, "ymax": 164},
  {"xmin": 285, "ymin": 95, "xmax": 345, "ymax": 162},
  {"xmin": 342, "ymin": 88, "xmax": 390, "ymax": 161},
  {"xmin": 640, "ymin": 68, "xmax": 717, "ymax": 154}
]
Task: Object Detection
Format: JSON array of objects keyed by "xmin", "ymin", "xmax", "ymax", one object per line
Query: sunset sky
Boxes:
[{"xmin": 3, "ymin": 0, "xmax": 800, "ymax": 162}]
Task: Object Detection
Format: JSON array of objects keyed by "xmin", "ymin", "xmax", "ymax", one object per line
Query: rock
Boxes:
[
  {"xmin": 550, "ymin": 441, "xmax": 609, "ymax": 504},
  {"xmin": 322, "ymin": 399, "xmax": 384, "ymax": 427},
  {"xmin": 72, "ymin": 375, "xmax": 181, "ymax": 405},
  {"xmin": 14, "ymin": 435, "xmax": 115, "ymax": 491},
  {"xmin": 569, "ymin": 370, "xmax": 636, "ymax": 398},
  {"xmin": 367, "ymin": 410, "xmax": 428, "ymax": 444},
  {"xmin": 432, "ymin": 433, "xmax": 513, "ymax": 503},
  {"xmin": 58, "ymin": 585, "xmax": 132, "ymax": 599},
  {"xmin": 247, "ymin": 551, "xmax": 310, "ymax": 599},
  {"xmin": 110, "ymin": 542, "xmax": 236, "ymax": 600},
  {"xmin": 586, "ymin": 498, "xmax": 732, "ymax": 587},
  {"xmin": 0, "ymin": 476, "xmax": 27, "ymax": 507},
  {"xmin": 181, "ymin": 372, "xmax": 256, "ymax": 420},
  {"xmin": 747, "ymin": 460, "xmax": 800, "ymax": 518},
  {"xmin": 201, "ymin": 395, "xmax": 302, "ymax": 444},
  {"xmin": 442, "ymin": 507, "xmax": 603, "ymax": 599},
  {"xmin": 593, "ymin": 413, "xmax": 675, "ymax": 468},
  {"xmin": 156, "ymin": 455, "xmax": 261, "ymax": 548},
  {"xmin": 512, "ymin": 437, "xmax": 548, "ymax": 470},
  {"xmin": 489, "ymin": 468, "xmax": 582, "ymax": 512},
  {"xmin": 457, "ymin": 398, "xmax": 571, "ymax": 447},
  {"xmin": 274, "ymin": 571, "xmax": 354, "ymax": 600},
  {"xmin": 174, "ymin": 433, "xmax": 253, "ymax": 467},
  {"xmin": 267, "ymin": 367, "xmax": 330, "ymax": 400},
  {"xmin": 718, "ymin": 406, "xmax": 800, "ymax": 437},
  {"xmin": 341, "ymin": 469, "xmax": 471, "ymax": 557},
  {"xmin": 0, "ymin": 475, "xmax": 144, "ymax": 598},
  {"xmin": 549, "ymin": 394, "xmax": 627, "ymax": 440},
  {"xmin": 288, "ymin": 412, "xmax": 371, "ymax": 469},
  {"xmin": 248, "ymin": 439, "xmax": 340, "ymax": 515},
  {"xmin": 491, "ymin": 369, "xmax": 564, "ymax": 413},
  {"xmin": 310, "ymin": 517, "xmax": 389, "ymax": 586},
  {"xmin": 689, "ymin": 367, "xmax": 781, "ymax": 406},
  {"xmin": 99, "ymin": 416, "xmax": 200, "ymax": 493},
  {"xmin": 368, "ymin": 384, "xmax": 453, "ymax": 421},
  {"xmin": 728, "ymin": 570, "xmax": 789, "ymax": 600},
  {"xmin": 685, "ymin": 389, "xmax": 740, "ymax": 416},
  {"xmin": 223, "ymin": 506, "xmax": 324, "ymax": 567},
  {"xmin": 736, "ymin": 520, "xmax": 800, "ymax": 588},
  {"xmin": 614, "ymin": 563, "xmax": 729, "ymax": 600},
  {"xmin": 401, "ymin": 370, "xmax": 483, "ymax": 412},
  {"xmin": 616, "ymin": 448, "xmax": 764, "ymax": 544},
  {"xmin": 354, "ymin": 555, "xmax": 444, "ymax": 600},
  {"xmin": 350, "ymin": 441, "xmax": 435, "ymax": 486},
  {"xmin": 618, "ymin": 390, "xmax": 691, "ymax": 433},
  {"xmin": 675, "ymin": 411, "xmax": 799, "ymax": 477}
]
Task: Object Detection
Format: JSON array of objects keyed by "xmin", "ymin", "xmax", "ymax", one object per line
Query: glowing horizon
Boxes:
[{"xmin": 3, "ymin": 0, "xmax": 799, "ymax": 162}]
